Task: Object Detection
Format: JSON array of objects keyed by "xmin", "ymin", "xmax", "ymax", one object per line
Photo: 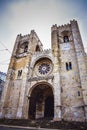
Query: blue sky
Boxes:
[{"xmin": 0, "ymin": 0, "xmax": 87, "ymax": 73}]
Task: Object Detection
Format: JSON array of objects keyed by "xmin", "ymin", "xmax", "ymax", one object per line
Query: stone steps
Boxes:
[{"xmin": 0, "ymin": 118, "xmax": 87, "ymax": 129}]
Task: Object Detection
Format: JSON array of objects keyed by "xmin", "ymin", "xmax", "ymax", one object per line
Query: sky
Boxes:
[{"xmin": 0, "ymin": 0, "xmax": 87, "ymax": 73}]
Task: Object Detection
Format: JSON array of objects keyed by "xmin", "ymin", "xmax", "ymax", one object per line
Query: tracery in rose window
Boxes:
[{"xmin": 38, "ymin": 63, "xmax": 50, "ymax": 75}]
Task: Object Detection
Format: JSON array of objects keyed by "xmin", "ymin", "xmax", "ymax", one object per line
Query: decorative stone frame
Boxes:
[{"xmin": 34, "ymin": 58, "xmax": 53, "ymax": 77}]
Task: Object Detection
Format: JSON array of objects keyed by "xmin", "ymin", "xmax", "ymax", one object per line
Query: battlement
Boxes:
[
  {"xmin": 16, "ymin": 30, "xmax": 40, "ymax": 40},
  {"xmin": 70, "ymin": 19, "xmax": 77, "ymax": 25},
  {"xmin": 51, "ymin": 24, "xmax": 57, "ymax": 31},
  {"xmin": 16, "ymin": 30, "xmax": 43, "ymax": 46},
  {"xmin": 30, "ymin": 29, "xmax": 35, "ymax": 34},
  {"xmin": 21, "ymin": 34, "xmax": 30, "ymax": 38},
  {"xmin": 33, "ymin": 49, "xmax": 51, "ymax": 55},
  {"xmin": 16, "ymin": 33, "xmax": 30, "ymax": 41},
  {"xmin": 58, "ymin": 23, "xmax": 70, "ymax": 30},
  {"xmin": 17, "ymin": 30, "xmax": 36, "ymax": 38},
  {"xmin": 51, "ymin": 19, "xmax": 77, "ymax": 31}
]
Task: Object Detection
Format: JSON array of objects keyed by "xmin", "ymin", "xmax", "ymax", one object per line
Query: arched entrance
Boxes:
[{"xmin": 28, "ymin": 83, "xmax": 54, "ymax": 119}]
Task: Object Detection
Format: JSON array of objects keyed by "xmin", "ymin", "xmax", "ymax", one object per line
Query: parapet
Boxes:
[
  {"xmin": 16, "ymin": 30, "xmax": 43, "ymax": 46},
  {"xmin": 51, "ymin": 19, "xmax": 77, "ymax": 31},
  {"xmin": 51, "ymin": 24, "xmax": 57, "ymax": 31},
  {"xmin": 34, "ymin": 49, "xmax": 51, "ymax": 55},
  {"xmin": 70, "ymin": 19, "xmax": 77, "ymax": 24},
  {"xmin": 16, "ymin": 33, "xmax": 30, "ymax": 41}
]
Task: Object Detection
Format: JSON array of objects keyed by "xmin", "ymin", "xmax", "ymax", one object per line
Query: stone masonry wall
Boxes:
[{"xmin": 0, "ymin": 20, "xmax": 86, "ymax": 122}]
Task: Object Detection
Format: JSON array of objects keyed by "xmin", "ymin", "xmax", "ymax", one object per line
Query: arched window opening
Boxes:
[
  {"xmin": 24, "ymin": 45, "xmax": 28, "ymax": 52},
  {"xmin": 66, "ymin": 62, "xmax": 72, "ymax": 71},
  {"xmin": 36, "ymin": 45, "xmax": 40, "ymax": 52},
  {"xmin": 69, "ymin": 62, "xmax": 72, "ymax": 70},
  {"xmin": 64, "ymin": 36, "xmax": 69, "ymax": 43},
  {"xmin": 66, "ymin": 63, "xmax": 69, "ymax": 70},
  {"xmin": 17, "ymin": 70, "xmax": 22, "ymax": 78},
  {"xmin": 78, "ymin": 91, "xmax": 80, "ymax": 96},
  {"xmin": 17, "ymin": 42, "xmax": 28, "ymax": 54}
]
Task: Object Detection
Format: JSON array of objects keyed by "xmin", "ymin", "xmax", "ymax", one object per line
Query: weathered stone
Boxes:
[{"xmin": 0, "ymin": 20, "xmax": 87, "ymax": 122}]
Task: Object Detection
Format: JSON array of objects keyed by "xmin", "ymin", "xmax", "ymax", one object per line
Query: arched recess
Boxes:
[
  {"xmin": 17, "ymin": 41, "xmax": 28, "ymax": 54},
  {"xmin": 28, "ymin": 82, "xmax": 54, "ymax": 119},
  {"xmin": 61, "ymin": 30, "xmax": 71, "ymax": 43},
  {"xmin": 31, "ymin": 56, "xmax": 53, "ymax": 71},
  {"xmin": 35, "ymin": 45, "xmax": 40, "ymax": 51}
]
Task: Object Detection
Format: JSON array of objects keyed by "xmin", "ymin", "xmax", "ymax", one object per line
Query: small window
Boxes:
[
  {"xmin": 66, "ymin": 62, "xmax": 72, "ymax": 71},
  {"xmin": 69, "ymin": 62, "xmax": 72, "ymax": 70},
  {"xmin": 66, "ymin": 63, "xmax": 69, "ymax": 70},
  {"xmin": 17, "ymin": 70, "xmax": 22, "ymax": 78},
  {"xmin": 64, "ymin": 36, "xmax": 69, "ymax": 43},
  {"xmin": 78, "ymin": 91, "xmax": 80, "ymax": 96},
  {"xmin": 36, "ymin": 45, "xmax": 40, "ymax": 51},
  {"xmin": 24, "ymin": 45, "xmax": 28, "ymax": 52}
]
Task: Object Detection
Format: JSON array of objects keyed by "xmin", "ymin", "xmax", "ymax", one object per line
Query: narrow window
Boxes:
[
  {"xmin": 69, "ymin": 62, "xmax": 72, "ymax": 70},
  {"xmin": 24, "ymin": 45, "xmax": 28, "ymax": 52},
  {"xmin": 36, "ymin": 45, "xmax": 40, "ymax": 51},
  {"xmin": 18, "ymin": 70, "xmax": 22, "ymax": 77},
  {"xmin": 64, "ymin": 36, "xmax": 69, "ymax": 42},
  {"xmin": 78, "ymin": 91, "xmax": 80, "ymax": 96},
  {"xmin": 66, "ymin": 62, "xmax": 72, "ymax": 71},
  {"xmin": 66, "ymin": 63, "xmax": 69, "ymax": 70}
]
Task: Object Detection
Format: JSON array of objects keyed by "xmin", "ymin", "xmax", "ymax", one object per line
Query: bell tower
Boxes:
[
  {"xmin": 51, "ymin": 20, "xmax": 87, "ymax": 121},
  {"xmin": 0, "ymin": 30, "xmax": 43, "ymax": 118}
]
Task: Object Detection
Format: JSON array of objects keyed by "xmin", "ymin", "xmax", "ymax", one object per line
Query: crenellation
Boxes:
[
  {"xmin": 17, "ymin": 34, "xmax": 21, "ymax": 36},
  {"xmin": 51, "ymin": 24, "xmax": 57, "ymax": 31},
  {"xmin": 57, "ymin": 23, "xmax": 70, "ymax": 30},
  {"xmin": 33, "ymin": 49, "xmax": 51, "ymax": 55},
  {"xmin": 30, "ymin": 29, "xmax": 35, "ymax": 34}
]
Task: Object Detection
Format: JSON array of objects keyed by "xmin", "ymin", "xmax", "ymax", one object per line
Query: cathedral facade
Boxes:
[{"xmin": 0, "ymin": 20, "xmax": 87, "ymax": 121}]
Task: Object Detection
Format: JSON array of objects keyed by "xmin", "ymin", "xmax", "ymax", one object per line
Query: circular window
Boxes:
[
  {"xmin": 38, "ymin": 63, "xmax": 51, "ymax": 75},
  {"xmin": 34, "ymin": 58, "xmax": 53, "ymax": 76}
]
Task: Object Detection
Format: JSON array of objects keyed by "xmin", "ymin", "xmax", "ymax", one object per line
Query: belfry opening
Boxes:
[{"xmin": 28, "ymin": 83, "xmax": 54, "ymax": 119}]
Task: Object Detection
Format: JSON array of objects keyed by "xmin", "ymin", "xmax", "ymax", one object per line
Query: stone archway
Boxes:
[{"xmin": 28, "ymin": 83, "xmax": 54, "ymax": 119}]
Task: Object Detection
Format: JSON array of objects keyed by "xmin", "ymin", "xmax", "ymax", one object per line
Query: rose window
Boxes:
[{"xmin": 38, "ymin": 63, "xmax": 50, "ymax": 75}]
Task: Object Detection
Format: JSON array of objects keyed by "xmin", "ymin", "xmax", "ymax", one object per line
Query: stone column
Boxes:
[
  {"xmin": 53, "ymin": 57, "xmax": 61, "ymax": 121},
  {"xmin": 16, "ymin": 78, "xmax": 27, "ymax": 118}
]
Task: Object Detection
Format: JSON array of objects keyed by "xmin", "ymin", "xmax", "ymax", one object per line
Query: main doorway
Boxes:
[{"xmin": 28, "ymin": 83, "xmax": 54, "ymax": 119}]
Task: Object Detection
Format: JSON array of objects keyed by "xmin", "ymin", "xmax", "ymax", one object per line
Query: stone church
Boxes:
[{"xmin": 0, "ymin": 20, "xmax": 87, "ymax": 121}]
